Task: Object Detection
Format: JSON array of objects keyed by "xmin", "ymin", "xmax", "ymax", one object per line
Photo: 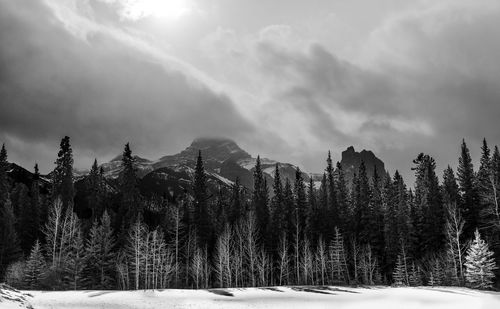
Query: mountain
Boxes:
[
  {"xmin": 340, "ymin": 146, "xmax": 386, "ymax": 184},
  {"xmin": 97, "ymin": 138, "xmax": 304, "ymax": 194}
]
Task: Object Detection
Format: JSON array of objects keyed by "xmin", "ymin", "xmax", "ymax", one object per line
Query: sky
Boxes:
[{"xmin": 1, "ymin": 0, "xmax": 500, "ymax": 183}]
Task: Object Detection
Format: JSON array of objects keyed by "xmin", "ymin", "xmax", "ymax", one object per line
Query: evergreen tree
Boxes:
[
  {"xmin": 412, "ymin": 153, "xmax": 444, "ymax": 258},
  {"xmin": 17, "ymin": 183, "xmax": 36, "ymax": 254},
  {"xmin": 88, "ymin": 159, "xmax": 105, "ymax": 221},
  {"xmin": 119, "ymin": 143, "xmax": 142, "ymax": 234},
  {"xmin": 318, "ymin": 173, "xmax": 329, "ymax": 240},
  {"xmin": 84, "ymin": 211, "xmax": 116, "ymax": 289},
  {"xmin": 193, "ymin": 151, "xmax": 211, "ymax": 248},
  {"xmin": 392, "ymin": 254, "xmax": 407, "ymax": 286},
  {"xmin": 325, "ymin": 151, "xmax": 338, "ymax": 229},
  {"xmin": 428, "ymin": 258, "xmax": 444, "ymax": 286},
  {"xmin": 0, "ymin": 143, "xmax": 9, "ymax": 207},
  {"xmin": 306, "ymin": 176, "xmax": 320, "ymax": 245},
  {"xmin": 52, "ymin": 136, "xmax": 74, "ymax": 211},
  {"xmin": 31, "ymin": 164, "xmax": 42, "ymax": 243},
  {"xmin": 0, "ymin": 197, "xmax": 22, "ymax": 279},
  {"xmin": 65, "ymin": 228, "xmax": 85, "ymax": 290},
  {"xmin": 24, "ymin": 240, "xmax": 46, "ymax": 289},
  {"xmin": 252, "ymin": 156, "xmax": 269, "ymax": 244},
  {"xmin": 442, "ymin": 166, "xmax": 460, "ymax": 207},
  {"xmin": 335, "ymin": 162, "xmax": 349, "ymax": 234},
  {"xmin": 352, "ymin": 161, "xmax": 371, "ymax": 244},
  {"xmin": 270, "ymin": 165, "xmax": 285, "ymax": 253},
  {"xmin": 409, "ymin": 262, "xmax": 422, "ymax": 286},
  {"xmin": 294, "ymin": 167, "xmax": 307, "ymax": 240},
  {"xmin": 464, "ymin": 229, "xmax": 497, "ymax": 289},
  {"xmin": 369, "ymin": 166, "xmax": 385, "ymax": 262},
  {"xmin": 329, "ymin": 227, "xmax": 349, "ymax": 284},
  {"xmin": 283, "ymin": 178, "xmax": 295, "ymax": 241},
  {"xmin": 229, "ymin": 177, "xmax": 243, "ymax": 225},
  {"xmin": 457, "ymin": 140, "xmax": 479, "ymax": 239}
]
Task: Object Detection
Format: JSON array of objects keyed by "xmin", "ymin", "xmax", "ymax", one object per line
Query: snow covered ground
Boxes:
[{"xmin": 2, "ymin": 286, "xmax": 500, "ymax": 309}]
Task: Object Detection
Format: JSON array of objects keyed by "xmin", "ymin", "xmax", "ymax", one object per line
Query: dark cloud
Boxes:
[{"xmin": 0, "ymin": 0, "xmax": 254, "ymax": 172}]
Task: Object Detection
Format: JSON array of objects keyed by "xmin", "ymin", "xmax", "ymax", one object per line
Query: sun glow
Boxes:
[{"xmin": 122, "ymin": 0, "xmax": 193, "ymax": 21}]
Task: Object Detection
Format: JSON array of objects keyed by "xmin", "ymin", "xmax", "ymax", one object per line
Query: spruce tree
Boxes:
[
  {"xmin": 464, "ymin": 229, "xmax": 497, "ymax": 289},
  {"xmin": 412, "ymin": 153, "xmax": 444, "ymax": 258},
  {"xmin": 457, "ymin": 140, "xmax": 479, "ymax": 239},
  {"xmin": 0, "ymin": 143, "xmax": 9, "ymax": 207},
  {"xmin": 84, "ymin": 211, "xmax": 116, "ymax": 289},
  {"xmin": 65, "ymin": 228, "xmax": 85, "ymax": 290},
  {"xmin": 31, "ymin": 164, "xmax": 42, "ymax": 243},
  {"xmin": 352, "ymin": 161, "xmax": 371, "ymax": 244},
  {"xmin": 88, "ymin": 159, "xmax": 105, "ymax": 221},
  {"xmin": 318, "ymin": 173, "xmax": 329, "ymax": 240},
  {"xmin": 335, "ymin": 162, "xmax": 349, "ymax": 233},
  {"xmin": 270, "ymin": 165, "xmax": 285, "ymax": 252},
  {"xmin": 193, "ymin": 150, "xmax": 211, "ymax": 248},
  {"xmin": 325, "ymin": 151, "xmax": 338, "ymax": 229},
  {"xmin": 252, "ymin": 156, "xmax": 269, "ymax": 244},
  {"xmin": 294, "ymin": 167, "xmax": 307, "ymax": 240},
  {"xmin": 0, "ymin": 197, "xmax": 22, "ymax": 279},
  {"xmin": 392, "ymin": 254, "xmax": 407, "ymax": 286},
  {"xmin": 409, "ymin": 262, "xmax": 422, "ymax": 286},
  {"xmin": 119, "ymin": 143, "xmax": 142, "ymax": 235},
  {"xmin": 229, "ymin": 177, "xmax": 243, "ymax": 225},
  {"xmin": 428, "ymin": 258, "xmax": 444, "ymax": 286},
  {"xmin": 329, "ymin": 227, "xmax": 349, "ymax": 284},
  {"xmin": 18, "ymin": 183, "xmax": 36, "ymax": 254},
  {"xmin": 24, "ymin": 240, "xmax": 46, "ymax": 289},
  {"xmin": 52, "ymin": 136, "xmax": 74, "ymax": 211}
]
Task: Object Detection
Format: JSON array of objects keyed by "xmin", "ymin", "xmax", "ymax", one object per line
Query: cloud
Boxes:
[
  {"xmin": 198, "ymin": 0, "xmax": 500, "ymax": 180},
  {"xmin": 0, "ymin": 0, "xmax": 254, "ymax": 172}
]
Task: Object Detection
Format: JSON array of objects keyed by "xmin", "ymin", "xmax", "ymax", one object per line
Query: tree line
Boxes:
[{"xmin": 0, "ymin": 137, "xmax": 498, "ymax": 290}]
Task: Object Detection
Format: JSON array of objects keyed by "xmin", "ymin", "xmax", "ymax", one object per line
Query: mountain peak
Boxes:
[
  {"xmin": 186, "ymin": 137, "xmax": 251, "ymax": 162},
  {"xmin": 190, "ymin": 137, "xmax": 239, "ymax": 149}
]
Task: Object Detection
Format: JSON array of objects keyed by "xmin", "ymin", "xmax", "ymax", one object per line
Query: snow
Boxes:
[
  {"xmin": 0, "ymin": 284, "xmax": 32, "ymax": 309},
  {"xmin": 209, "ymin": 172, "xmax": 234, "ymax": 186},
  {"xmin": 21, "ymin": 286, "xmax": 500, "ymax": 309}
]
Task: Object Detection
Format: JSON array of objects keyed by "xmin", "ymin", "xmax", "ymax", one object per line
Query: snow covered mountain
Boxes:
[{"xmin": 98, "ymin": 137, "xmax": 305, "ymax": 192}]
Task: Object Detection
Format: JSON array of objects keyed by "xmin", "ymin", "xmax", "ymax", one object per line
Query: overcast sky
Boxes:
[{"xmin": 1, "ymin": 0, "xmax": 500, "ymax": 182}]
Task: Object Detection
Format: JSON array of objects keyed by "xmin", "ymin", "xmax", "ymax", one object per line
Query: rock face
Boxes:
[{"xmin": 340, "ymin": 146, "xmax": 386, "ymax": 185}]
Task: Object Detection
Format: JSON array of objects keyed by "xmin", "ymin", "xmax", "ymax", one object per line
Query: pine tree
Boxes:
[
  {"xmin": 326, "ymin": 151, "xmax": 338, "ymax": 229},
  {"xmin": 252, "ymin": 156, "xmax": 269, "ymax": 244},
  {"xmin": 88, "ymin": 159, "xmax": 105, "ymax": 221},
  {"xmin": 193, "ymin": 150, "xmax": 211, "ymax": 249},
  {"xmin": 0, "ymin": 197, "xmax": 22, "ymax": 279},
  {"xmin": 31, "ymin": 164, "xmax": 42, "ymax": 244},
  {"xmin": 270, "ymin": 165, "xmax": 284, "ymax": 253},
  {"xmin": 352, "ymin": 161, "xmax": 371, "ymax": 244},
  {"xmin": 119, "ymin": 143, "xmax": 142, "ymax": 234},
  {"xmin": 294, "ymin": 167, "xmax": 307, "ymax": 239},
  {"xmin": 392, "ymin": 254, "xmax": 407, "ymax": 286},
  {"xmin": 84, "ymin": 211, "xmax": 116, "ymax": 289},
  {"xmin": 52, "ymin": 136, "xmax": 74, "ymax": 211},
  {"xmin": 65, "ymin": 228, "xmax": 85, "ymax": 290},
  {"xmin": 229, "ymin": 177, "xmax": 243, "ymax": 225},
  {"xmin": 18, "ymin": 183, "xmax": 36, "ymax": 254},
  {"xmin": 457, "ymin": 140, "xmax": 479, "ymax": 239},
  {"xmin": 412, "ymin": 153, "xmax": 444, "ymax": 258},
  {"xmin": 428, "ymin": 258, "xmax": 444, "ymax": 286},
  {"xmin": 329, "ymin": 227, "xmax": 349, "ymax": 284},
  {"xmin": 335, "ymin": 162, "xmax": 350, "ymax": 233},
  {"xmin": 464, "ymin": 229, "xmax": 497, "ymax": 289},
  {"xmin": 0, "ymin": 143, "xmax": 10, "ymax": 207},
  {"xmin": 409, "ymin": 262, "xmax": 422, "ymax": 286},
  {"xmin": 24, "ymin": 240, "xmax": 46, "ymax": 289}
]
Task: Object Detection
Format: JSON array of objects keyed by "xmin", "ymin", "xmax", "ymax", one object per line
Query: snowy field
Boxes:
[{"xmin": 2, "ymin": 286, "xmax": 500, "ymax": 309}]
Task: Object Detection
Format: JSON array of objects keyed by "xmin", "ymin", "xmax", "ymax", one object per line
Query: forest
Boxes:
[{"xmin": 0, "ymin": 136, "xmax": 498, "ymax": 291}]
